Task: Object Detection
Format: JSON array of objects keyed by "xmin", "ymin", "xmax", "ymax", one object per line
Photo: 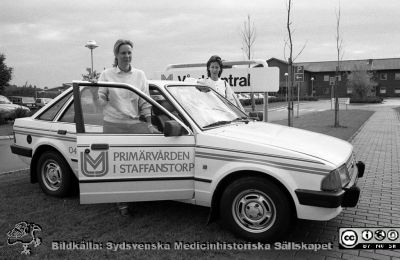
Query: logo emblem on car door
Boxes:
[{"xmin": 81, "ymin": 151, "xmax": 109, "ymax": 177}]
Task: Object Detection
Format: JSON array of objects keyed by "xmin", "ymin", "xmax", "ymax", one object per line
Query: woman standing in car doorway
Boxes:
[
  {"xmin": 198, "ymin": 55, "xmax": 244, "ymax": 111},
  {"xmin": 97, "ymin": 39, "xmax": 158, "ymax": 216}
]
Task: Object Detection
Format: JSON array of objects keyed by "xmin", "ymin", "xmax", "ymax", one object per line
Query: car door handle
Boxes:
[
  {"xmin": 57, "ymin": 130, "xmax": 67, "ymax": 135},
  {"xmin": 91, "ymin": 143, "xmax": 109, "ymax": 150}
]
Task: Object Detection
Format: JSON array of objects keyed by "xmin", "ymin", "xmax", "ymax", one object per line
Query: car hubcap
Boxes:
[
  {"xmin": 42, "ymin": 160, "xmax": 62, "ymax": 191},
  {"xmin": 232, "ymin": 190, "xmax": 276, "ymax": 233}
]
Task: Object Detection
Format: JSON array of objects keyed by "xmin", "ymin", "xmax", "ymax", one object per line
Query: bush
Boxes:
[
  {"xmin": 350, "ymin": 96, "xmax": 383, "ymax": 103},
  {"xmin": 14, "ymin": 107, "xmax": 31, "ymax": 118}
]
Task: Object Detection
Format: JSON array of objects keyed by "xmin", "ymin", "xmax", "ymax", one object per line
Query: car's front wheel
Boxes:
[
  {"xmin": 37, "ymin": 151, "xmax": 73, "ymax": 197},
  {"xmin": 220, "ymin": 177, "xmax": 293, "ymax": 241}
]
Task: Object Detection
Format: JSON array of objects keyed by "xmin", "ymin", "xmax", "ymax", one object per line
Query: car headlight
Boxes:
[{"xmin": 321, "ymin": 164, "xmax": 350, "ymax": 191}]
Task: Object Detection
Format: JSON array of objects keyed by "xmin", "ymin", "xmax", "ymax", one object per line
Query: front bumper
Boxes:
[{"xmin": 295, "ymin": 161, "xmax": 365, "ymax": 208}]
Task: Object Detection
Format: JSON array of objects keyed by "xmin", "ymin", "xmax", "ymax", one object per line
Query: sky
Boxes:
[{"xmin": 1, "ymin": 0, "xmax": 400, "ymax": 88}]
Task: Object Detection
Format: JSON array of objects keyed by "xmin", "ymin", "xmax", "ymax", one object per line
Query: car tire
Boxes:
[
  {"xmin": 220, "ymin": 177, "xmax": 293, "ymax": 242},
  {"xmin": 37, "ymin": 151, "xmax": 73, "ymax": 197}
]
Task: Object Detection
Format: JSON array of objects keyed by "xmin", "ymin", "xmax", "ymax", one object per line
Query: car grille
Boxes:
[{"xmin": 345, "ymin": 153, "xmax": 356, "ymax": 179}]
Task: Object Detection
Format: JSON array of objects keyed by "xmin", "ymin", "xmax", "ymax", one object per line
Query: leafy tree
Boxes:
[
  {"xmin": 3, "ymin": 84, "xmax": 38, "ymax": 97},
  {"xmin": 346, "ymin": 65, "xmax": 377, "ymax": 98},
  {"xmin": 0, "ymin": 53, "xmax": 13, "ymax": 94}
]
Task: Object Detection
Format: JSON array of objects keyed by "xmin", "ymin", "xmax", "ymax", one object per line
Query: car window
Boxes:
[
  {"xmin": 149, "ymin": 85, "xmax": 190, "ymax": 129},
  {"xmin": 76, "ymin": 85, "xmax": 183, "ymax": 135},
  {"xmin": 167, "ymin": 85, "xmax": 245, "ymax": 129},
  {"xmin": 37, "ymin": 92, "xmax": 72, "ymax": 121},
  {"xmin": 58, "ymin": 102, "xmax": 75, "ymax": 123},
  {"xmin": 59, "ymin": 87, "xmax": 103, "ymax": 126}
]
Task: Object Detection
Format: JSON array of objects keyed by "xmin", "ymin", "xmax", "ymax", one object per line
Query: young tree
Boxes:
[
  {"xmin": 0, "ymin": 53, "xmax": 13, "ymax": 94},
  {"xmin": 284, "ymin": 0, "xmax": 306, "ymax": 126},
  {"xmin": 334, "ymin": 1, "xmax": 344, "ymax": 127},
  {"xmin": 240, "ymin": 15, "xmax": 257, "ymax": 111},
  {"xmin": 346, "ymin": 65, "xmax": 377, "ymax": 98}
]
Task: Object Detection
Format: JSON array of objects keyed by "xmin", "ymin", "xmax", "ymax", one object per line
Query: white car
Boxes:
[
  {"xmin": 0, "ymin": 95, "xmax": 30, "ymax": 120},
  {"xmin": 11, "ymin": 81, "xmax": 364, "ymax": 241},
  {"xmin": 35, "ymin": 98, "xmax": 53, "ymax": 108}
]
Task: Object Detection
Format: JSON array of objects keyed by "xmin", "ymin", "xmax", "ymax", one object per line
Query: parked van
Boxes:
[
  {"xmin": 8, "ymin": 96, "xmax": 36, "ymax": 108},
  {"xmin": 35, "ymin": 98, "xmax": 52, "ymax": 108}
]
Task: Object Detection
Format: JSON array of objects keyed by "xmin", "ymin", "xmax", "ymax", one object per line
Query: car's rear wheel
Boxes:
[
  {"xmin": 220, "ymin": 177, "xmax": 293, "ymax": 241},
  {"xmin": 37, "ymin": 151, "xmax": 73, "ymax": 197}
]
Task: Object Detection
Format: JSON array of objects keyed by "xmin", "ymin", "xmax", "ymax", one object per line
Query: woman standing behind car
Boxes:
[{"xmin": 198, "ymin": 55, "xmax": 244, "ymax": 111}]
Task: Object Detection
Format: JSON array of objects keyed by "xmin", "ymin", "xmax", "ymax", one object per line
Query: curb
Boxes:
[
  {"xmin": 0, "ymin": 168, "xmax": 29, "ymax": 176},
  {"xmin": 347, "ymin": 111, "xmax": 374, "ymax": 143}
]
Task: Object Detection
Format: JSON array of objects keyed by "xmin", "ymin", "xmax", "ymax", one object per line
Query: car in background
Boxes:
[
  {"xmin": 8, "ymin": 96, "xmax": 36, "ymax": 109},
  {"xmin": 236, "ymin": 93, "xmax": 250, "ymax": 101},
  {"xmin": 254, "ymin": 93, "xmax": 277, "ymax": 101},
  {"xmin": 35, "ymin": 98, "xmax": 53, "ymax": 108},
  {"xmin": 0, "ymin": 95, "xmax": 30, "ymax": 120}
]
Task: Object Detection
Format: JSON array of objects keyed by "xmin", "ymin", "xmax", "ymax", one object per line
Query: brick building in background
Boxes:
[{"xmin": 267, "ymin": 57, "xmax": 400, "ymax": 98}]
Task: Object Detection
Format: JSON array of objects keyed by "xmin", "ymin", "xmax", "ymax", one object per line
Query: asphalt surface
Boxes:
[
  {"xmin": 2, "ymin": 99, "xmax": 400, "ymax": 259},
  {"xmin": 0, "ymin": 138, "xmax": 28, "ymax": 174}
]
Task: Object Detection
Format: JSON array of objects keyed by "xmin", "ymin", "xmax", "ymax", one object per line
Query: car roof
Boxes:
[
  {"xmin": 0, "ymin": 95, "xmax": 11, "ymax": 102},
  {"xmin": 64, "ymin": 80, "xmax": 202, "ymax": 91}
]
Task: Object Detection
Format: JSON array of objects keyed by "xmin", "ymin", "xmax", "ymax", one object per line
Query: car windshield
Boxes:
[
  {"xmin": 167, "ymin": 85, "xmax": 248, "ymax": 129},
  {"xmin": 0, "ymin": 95, "xmax": 12, "ymax": 104}
]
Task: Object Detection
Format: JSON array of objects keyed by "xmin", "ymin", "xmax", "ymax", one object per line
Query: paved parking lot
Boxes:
[{"xmin": 276, "ymin": 105, "xmax": 400, "ymax": 259}]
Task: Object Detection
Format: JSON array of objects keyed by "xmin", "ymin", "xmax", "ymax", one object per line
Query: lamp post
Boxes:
[
  {"xmin": 85, "ymin": 40, "xmax": 99, "ymax": 80},
  {"xmin": 311, "ymin": 77, "xmax": 314, "ymax": 97},
  {"xmin": 284, "ymin": 72, "xmax": 288, "ymax": 102}
]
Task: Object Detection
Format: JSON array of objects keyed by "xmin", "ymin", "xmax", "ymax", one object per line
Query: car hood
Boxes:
[{"xmin": 202, "ymin": 121, "xmax": 352, "ymax": 166}]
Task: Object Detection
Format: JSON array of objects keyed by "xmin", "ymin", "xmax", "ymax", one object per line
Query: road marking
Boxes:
[{"xmin": 0, "ymin": 168, "xmax": 29, "ymax": 176}]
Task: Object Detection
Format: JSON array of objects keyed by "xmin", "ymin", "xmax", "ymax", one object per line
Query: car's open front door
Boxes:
[{"xmin": 73, "ymin": 81, "xmax": 195, "ymax": 204}]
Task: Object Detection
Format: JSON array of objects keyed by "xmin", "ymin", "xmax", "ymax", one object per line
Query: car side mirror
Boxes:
[{"xmin": 164, "ymin": 120, "xmax": 186, "ymax": 136}]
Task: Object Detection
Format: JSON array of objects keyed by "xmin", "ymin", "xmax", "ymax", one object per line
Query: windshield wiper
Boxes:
[
  {"xmin": 195, "ymin": 85, "xmax": 210, "ymax": 92},
  {"xmin": 203, "ymin": 120, "xmax": 232, "ymax": 128},
  {"xmin": 232, "ymin": 117, "xmax": 251, "ymax": 124}
]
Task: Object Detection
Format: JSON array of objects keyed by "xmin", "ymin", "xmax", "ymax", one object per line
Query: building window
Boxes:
[
  {"xmin": 324, "ymin": 75, "xmax": 329, "ymax": 81},
  {"xmin": 395, "ymin": 87, "xmax": 400, "ymax": 94},
  {"xmin": 380, "ymin": 87, "xmax": 386, "ymax": 94},
  {"xmin": 395, "ymin": 73, "xmax": 400, "ymax": 80},
  {"xmin": 347, "ymin": 87, "xmax": 352, "ymax": 94},
  {"xmin": 380, "ymin": 73, "xmax": 387, "ymax": 80}
]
